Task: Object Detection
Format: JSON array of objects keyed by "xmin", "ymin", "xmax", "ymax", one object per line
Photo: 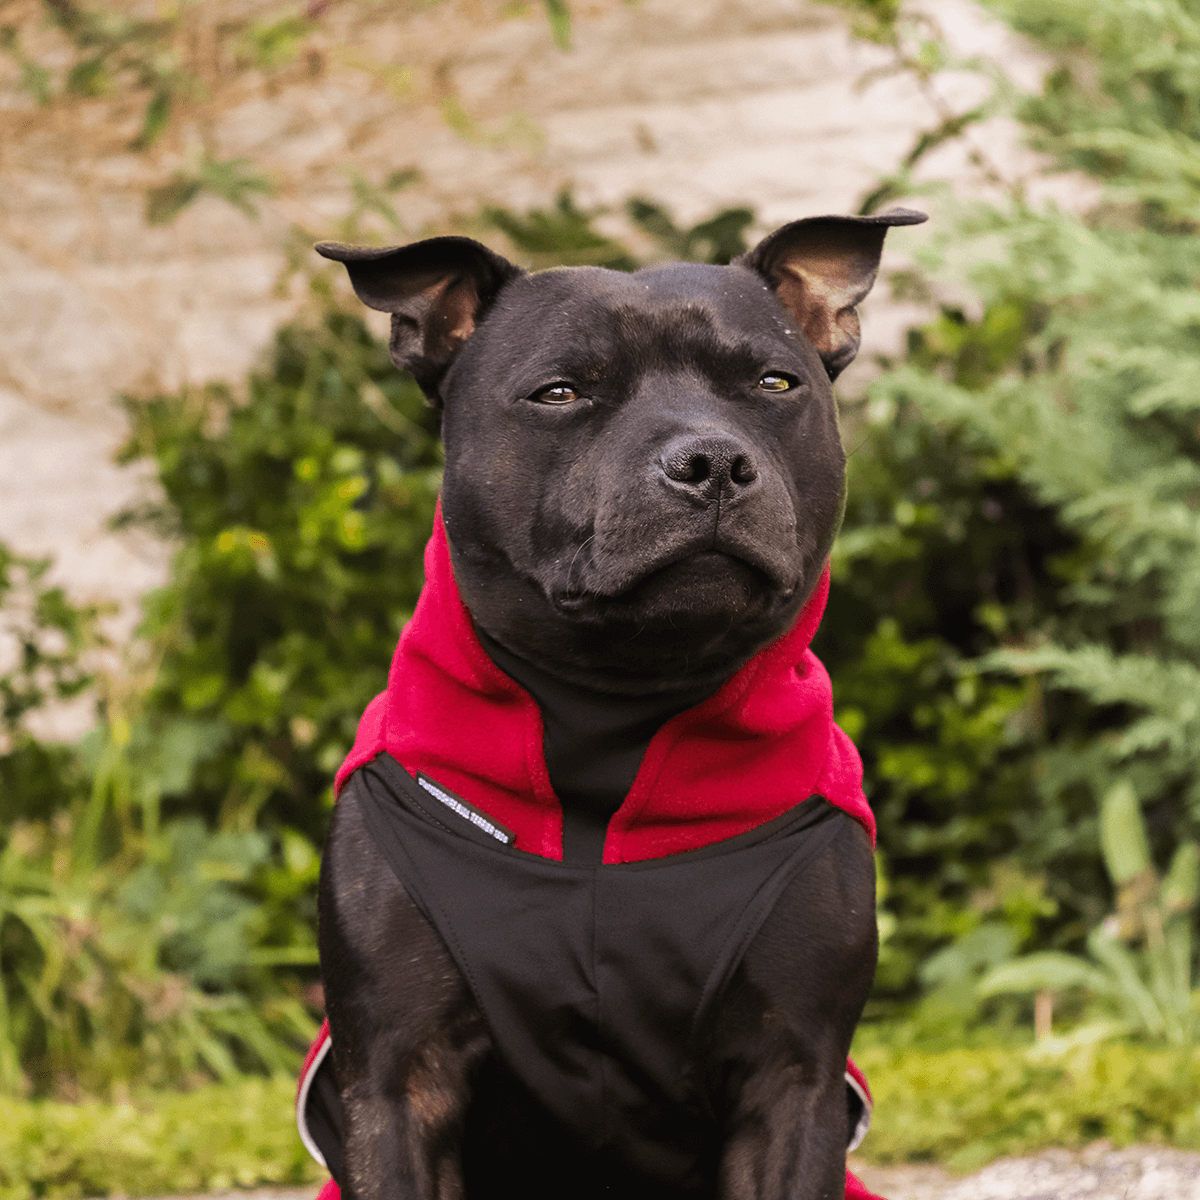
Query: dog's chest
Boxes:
[{"xmin": 348, "ymin": 754, "xmax": 847, "ymax": 1185}]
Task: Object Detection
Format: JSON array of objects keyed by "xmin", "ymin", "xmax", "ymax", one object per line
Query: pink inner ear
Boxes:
[
  {"xmin": 423, "ymin": 276, "xmax": 481, "ymax": 358},
  {"xmin": 441, "ymin": 277, "xmax": 481, "ymax": 345},
  {"xmin": 776, "ymin": 266, "xmax": 863, "ymax": 363}
]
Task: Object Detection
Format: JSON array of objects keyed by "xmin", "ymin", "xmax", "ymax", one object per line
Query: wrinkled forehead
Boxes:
[{"xmin": 467, "ymin": 262, "xmax": 801, "ymax": 368}]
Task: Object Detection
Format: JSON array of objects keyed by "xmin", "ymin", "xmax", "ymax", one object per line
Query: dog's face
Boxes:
[
  {"xmin": 438, "ymin": 262, "xmax": 844, "ymax": 690},
  {"xmin": 318, "ymin": 211, "xmax": 923, "ymax": 692}
]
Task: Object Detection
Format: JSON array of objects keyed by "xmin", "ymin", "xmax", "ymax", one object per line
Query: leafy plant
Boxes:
[
  {"xmin": 981, "ymin": 781, "xmax": 1200, "ymax": 1044},
  {"xmin": 541, "ymin": 0, "xmax": 572, "ymax": 51},
  {"xmin": 868, "ymin": 201, "xmax": 1200, "ymax": 980},
  {"xmin": 816, "ymin": 404, "xmax": 1080, "ymax": 1005},
  {"xmin": 145, "ymin": 154, "xmax": 275, "ymax": 226},
  {"xmin": 0, "ymin": 549, "xmax": 317, "ymax": 1098},
  {"xmin": 806, "ymin": 0, "xmax": 1200, "ymax": 1027},
  {"xmin": 0, "ymin": 635, "xmax": 319, "ymax": 1099},
  {"xmin": 0, "ymin": 802, "xmax": 315, "ymax": 1099},
  {"xmin": 0, "ymin": 550, "xmax": 105, "ymax": 743},
  {"xmin": 986, "ymin": 0, "xmax": 1200, "ymax": 226},
  {"xmin": 485, "ymin": 189, "xmax": 640, "ymax": 270},
  {"xmin": 115, "ymin": 307, "xmax": 444, "ymax": 847},
  {"xmin": 0, "ymin": 549, "xmax": 108, "ymax": 835},
  {"xmin": 624, "ymin": 198, "xmax": 755, "ymax": 265}
]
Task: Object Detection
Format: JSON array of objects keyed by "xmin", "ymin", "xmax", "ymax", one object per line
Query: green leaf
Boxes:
[
  {"xmin": 145, "ymin": 176, "xmax": 202, "ymax": 225},
  {"xmin": 978, "ymin": 951, "xmax": 1115, "ymax": 997},
  {"xmin": 1088, "ymin": 927, "xmax": 1165, "ymax": 1037},
  {"xmin": 133, "ymin": 89, "xmax": 172, "ymax": 149},
  {"xmin": 65, "ymin": 54, "xmax": 110, "ymax": 96},
  {"xmin": 237, "ymin": 15, "xmax": 311, "ymax": 69},
  {"xmin": 1163, "ymin": 842, "xmax": 1200, "ymax": 913},
  {"xmin": 19, "ymin": 56, "xmax": 54, "ymax": 105},
  {"xmin": 195, "ymin": 156, "xmax": 275, "ymax": 219},
  {"xmin": 542, "ymin": 0, "xmax": 572, "ymax": 50},
  {"xmin": 1100, "ymin": 781, "xmax": 1152, "ymax": 885}
]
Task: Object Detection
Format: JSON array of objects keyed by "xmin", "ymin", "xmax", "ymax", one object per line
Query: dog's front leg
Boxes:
[
  {"xmin": 704, "ymin": 819, "xmax": 878, "ymax": 1200},
  {"xmin": 319, "ymin": 789, "xmax": 492, "ymax": 1200}
]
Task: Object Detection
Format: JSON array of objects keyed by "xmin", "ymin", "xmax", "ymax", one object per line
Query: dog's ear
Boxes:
[
  {"xmin": 737, "ymin": 209, "xmax": 927, "ymax": 380},
  {"xmin": 315, "ymin": 237, "xmax": 525, "ymax": 405}
]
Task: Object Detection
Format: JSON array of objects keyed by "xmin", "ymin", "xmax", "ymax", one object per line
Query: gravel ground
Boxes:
[
  {"xmin": 852, "ymin": 1145, "xmax": 1200, "ymax": 1199},
  {"xmin": 130, "ymin": 1148, "xmax": 1200, "ymax": 1200}
]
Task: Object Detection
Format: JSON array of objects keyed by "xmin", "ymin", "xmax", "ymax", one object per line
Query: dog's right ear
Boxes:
[
  {"xmin": 737, "ymin": 209, "xmax": 927, "ymax": 380},
  {"xmin": 315, "ymin": 237, "xmax": 524, "ymax": 405}
]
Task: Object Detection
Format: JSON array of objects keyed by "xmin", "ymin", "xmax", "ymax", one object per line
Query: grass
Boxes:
[
  {"xmin": 0, "ymin": 1077, "xmax": 322, "ymax": 1200},
  {"xmin": 853, "ymin": 1038, "xmax": 1200, "ymax": 1173},
  {"xmin": 2, "ymin": 1039, "xmax": 1199, "ymax": 1196}
]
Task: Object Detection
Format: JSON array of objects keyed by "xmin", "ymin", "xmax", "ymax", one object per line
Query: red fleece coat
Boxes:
[
  {"xmin": 298, "ymin": 512, "xmax": 887, "ymax": 1200},
  {"xmin": 335, "ymin": 511, "xmax": 875, "ymax": 860}
]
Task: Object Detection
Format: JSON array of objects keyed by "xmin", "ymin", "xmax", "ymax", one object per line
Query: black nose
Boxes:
[{"xmin": 660, "ymin": 435, "xmax": 760, "ymax": 500}]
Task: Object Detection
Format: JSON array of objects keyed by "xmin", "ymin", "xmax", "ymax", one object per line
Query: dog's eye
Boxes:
[
  {"xmin": 757, "ymin": 373, "xmax": 798, "ymax": 393},
  {"xmin": 529, "ymin": 383, "xmax": 582, "ymax": 405}
]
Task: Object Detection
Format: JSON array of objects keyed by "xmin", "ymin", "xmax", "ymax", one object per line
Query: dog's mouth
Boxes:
[{"xmin": 553, "ymin": 548, "xmax": 791, "ymax": 624}]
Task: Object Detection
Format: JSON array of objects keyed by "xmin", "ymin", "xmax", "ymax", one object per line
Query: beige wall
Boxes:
[{"xmin": 0, "ymin": 0, "xmax": 1075, "ymax": 624}]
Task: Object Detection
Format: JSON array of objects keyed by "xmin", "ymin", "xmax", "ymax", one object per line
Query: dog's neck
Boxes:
[{"xmin": 475, "ymin": 628, "xmax": 718, "ymax": 864}]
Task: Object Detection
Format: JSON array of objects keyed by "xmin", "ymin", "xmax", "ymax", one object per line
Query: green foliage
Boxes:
[
  {"xmin": 235, "ymin": 15, "xmax": 315, "ymax": 71},
  {"xmin": 0, "ymin": 799, "xmax": 315, "ymax": 1099},
  {"xmin": 0, "ymin": 579, "xmax": 318, "ymax": 1099},
  {"xmin": 36, "ymin": 0, "xmax": 189, "ymax": 147},
  {"xmin": 116, "ymin": 309, "xmax": 443, "ymax": 845},
  {"xmin": 145, "ymin": 155, "xmax": 275, "ymax": 226},
  {"xmin": 0, "ymin": 551, "xmax": 104, "ymax": 877},
  {"xmin": 1101, "ymin": 780, "xmax": 1154, "ymax": 885},
  {"xmin": 852, "ymin": 1037, "xmax": 1200, "ymax": 1170},
  {"xmin": 816, "ymin": 0, "xmax": 904, "ymax": 45},
  {"xmin": 981, "ymin": 782, "xmax": 1200, "ymax": 1044},
  {"xmin": 485, "ymin": 190, "xmax": 640, "ymax": 269},
  {"xmin": 0, "ymin": 26, "xmax": 52, "ymax": 105},
  {"xmin": 866, "ymin": 212, "xmax": 1200, "ymax": 886},
  {"xmin": 2, "ymin": 1, "xmax": 575, "ymax": 227},
  {"xmin": 985, "ymin": 0, "xmax": 1200, "ymax": 225},
  {"xmin": 624, "ymin": 199, "xmax": 755, "ymax": 265},
  {"xmin": 541, "ymin": 0, "xmax": 572, "ymax": 51},
  {"xmin": 832, "ymin": 0, "xmax": 1200, "ymax": 1036},
  {"xmin": 0, "ymin": 1078, "xmax": 320, "ymax": 1200},
  {"xmin": 816, "ymin": 405, "xmax": 1082, "ymax": 1006},
  {"xmin": 0, "ymin": 549, "xmax": 105, "ymax": 756},
  {"xmin": 0, "ymin": 470, "xmax": 328, "ymax": 1098}
]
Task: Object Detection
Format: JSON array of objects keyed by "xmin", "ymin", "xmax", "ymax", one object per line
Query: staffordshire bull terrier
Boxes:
[{"xmin": 298, "ymin": 207, "xmax": 925, "ymax": 1200}]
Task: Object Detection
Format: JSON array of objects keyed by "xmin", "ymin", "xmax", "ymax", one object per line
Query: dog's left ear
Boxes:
[
  {"xmin": 737, "ymin": 209, "xmax": 927, "ymax": 380},
  {"xmin": 315, "ymin": 237, "xmax": 525, "ymax": 405}
]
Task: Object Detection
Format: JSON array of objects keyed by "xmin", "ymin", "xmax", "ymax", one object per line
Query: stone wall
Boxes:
[{"xmin": 0, "ymin": 0, "xmax": 1077, "ymax": 623}]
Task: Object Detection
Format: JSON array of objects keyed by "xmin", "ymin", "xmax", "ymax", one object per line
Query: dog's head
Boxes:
[{"xmin": 318, "ymin": 210, "xmax": 924, "ymax": 693}]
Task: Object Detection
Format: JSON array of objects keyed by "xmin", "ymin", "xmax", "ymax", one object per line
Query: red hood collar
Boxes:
[{"xmin": 336, "ymin": 508, "xmax": 873, "ymax": 862}]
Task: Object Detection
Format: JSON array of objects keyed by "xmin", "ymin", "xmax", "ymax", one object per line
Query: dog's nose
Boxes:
[{"xmin": 660, "ymin": 435, "xmax": 760, "ymax": 500}]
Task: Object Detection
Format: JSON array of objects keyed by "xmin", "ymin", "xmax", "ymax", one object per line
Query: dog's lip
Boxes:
[{"xmin": 552, "ymin": 546, "xmax": 795, "ymax": 613}]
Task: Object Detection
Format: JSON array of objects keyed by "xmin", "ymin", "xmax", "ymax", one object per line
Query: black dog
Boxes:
[{"xmin": 305, "ymin": 209, "xmax": 924, "ymax": 1200}]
